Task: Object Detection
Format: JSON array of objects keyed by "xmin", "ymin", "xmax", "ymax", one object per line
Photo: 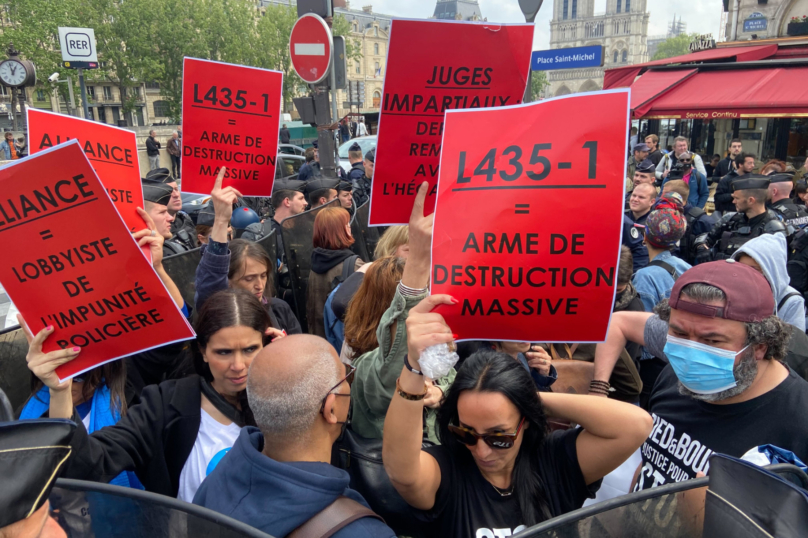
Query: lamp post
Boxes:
[{"xmin": 518, "ymin": 0, "xmax": 543, "ymax": 103}]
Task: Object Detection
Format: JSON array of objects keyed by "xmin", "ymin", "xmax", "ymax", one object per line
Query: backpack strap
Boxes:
[
  {"xmin": 648, "ymin": 259, "xmax": 679, "ymax": 280},
  {"xmin": 687, "ymin": 206, "xmax": 705, "ymax": 220},
  {"xmin": 778, "ymin": 291, "xmax": 802, "ymax": 312},
  {"xmin": 341, "ymin": 255, "xmax": 359, "ymax": 282},
  {"xmin": 287, "ymin": 496, "xmax": 385, "ymax": 538}
]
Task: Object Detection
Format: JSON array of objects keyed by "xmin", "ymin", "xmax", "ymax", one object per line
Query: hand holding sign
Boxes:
[
  {"xmin": 133, "ymin": 207, "xmax": 165, "ymax": 269},
  {"xmin": 405, "ymin": 295, "xmax": 457, "ymax": 372},
  {"xmin": 18, "ymin": 317, "xmax": 77, "ymax": 392}
]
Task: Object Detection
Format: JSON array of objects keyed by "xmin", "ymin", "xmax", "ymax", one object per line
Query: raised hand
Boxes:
[
  {"xmin": 210, "ymin": 167, "xmax": 243, "ymax": 243},
  {"xmin": 18, "ymin": 315, "xmax": 77, "ymax": 392},
  {"xmin": 133, "ymin": 207, "xmax": 165, "ymax": 268},
  {"xmin": 405, "ymin": 294, "xmax": 457, "ymax": 371}
]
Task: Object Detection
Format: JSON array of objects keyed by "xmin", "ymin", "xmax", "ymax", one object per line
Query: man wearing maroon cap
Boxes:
[{"xmin": 591, "ymin": 260, "xmax": 808, "ymax": 492}]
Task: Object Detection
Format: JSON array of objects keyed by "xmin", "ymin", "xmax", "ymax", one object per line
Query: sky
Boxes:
[{"xmin": 351, "ymin": 0, "xmax": 725, "ymax": 50}]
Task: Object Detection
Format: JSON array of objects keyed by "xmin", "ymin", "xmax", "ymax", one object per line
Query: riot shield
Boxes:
[
  {"xmin": 0, "ymin": 326, "xmax": 30, "ymax": 411},
  {"xmin": 350, "ymin": 207, "xmax": 372, "ymax": 262},
  {"xmin": 354, "ymin": 201, "xmax": 381, "ymax": 261},
  {"xmin": 517, "ymin": 477, "xmax": 709, "ymax": 538},
  {"xmin": 281, "ymin": 199, "xmax": 339, "ymax": 333},
  {"xmin": 256, "ymin": 229, "xmax": 278, "ymax": 273},
  {"xmin": 50, "ymin": 479, "xmax": 275, "ymax": 538},
  {"xmin": 163, "ymin": 247, "xmax": 203, "ymax": 309}
]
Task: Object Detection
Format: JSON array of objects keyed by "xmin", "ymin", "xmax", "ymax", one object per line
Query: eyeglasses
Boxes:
[
  {"xmin": 448, "ymin": 417, "xmax": 526, "ymax": 450},
  {"xmin": 679, "ymin": 159, "xmax": 692, "ymax": 164},
  {"xmin": 319, "ymin": 363, "xmax": 355, "ymax": 413}
]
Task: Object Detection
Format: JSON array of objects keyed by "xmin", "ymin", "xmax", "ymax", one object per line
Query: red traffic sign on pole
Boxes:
[{"xmin": 290, "ymin": 13, "xmax": 333, "ymax": 84}]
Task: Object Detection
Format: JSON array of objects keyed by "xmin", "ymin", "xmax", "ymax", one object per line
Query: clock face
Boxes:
[{"xmin": 0, "ymin": 60, "xmax": 27, "ymax": 86}]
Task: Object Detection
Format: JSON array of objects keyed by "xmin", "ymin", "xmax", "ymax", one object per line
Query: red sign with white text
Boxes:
[
  {"xmin": 27, "ymin": 108, "xmax": 150, "ymax": 259},
  {"xmin": 0, "ymin": 141, "xmax": 195, "ymax": 380},
  {"xmin": 368, "ymin": 20, "xmax": 533, "ymax": 225},
  {"xmin": 430, "ymin": 90, "xmax": 630, "ymax": 342},
  {"xmin": 181, "ymin": 58, "xmax": 283, "ymax": 196}
]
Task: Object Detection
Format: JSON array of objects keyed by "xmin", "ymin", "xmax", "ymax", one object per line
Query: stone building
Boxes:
[
  {"xmin": 725, "ymin": 0, "xmax": 808, "ymax": 41},
  {"xmin": 548, "ymin": 0, "xmax": 649, "ymax": 96},
  {"xmin": 432, "ymin": 0, "xmax": 486, "ymax": 21}
]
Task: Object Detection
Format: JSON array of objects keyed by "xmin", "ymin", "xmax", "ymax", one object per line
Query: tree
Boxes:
[
  {"xmin": 652, "ymin": 33, "xmax": 700, "ymax": 61},
  {"xmin": 527, "ymin": 71, "xmax": 549, "ymax": 102}
]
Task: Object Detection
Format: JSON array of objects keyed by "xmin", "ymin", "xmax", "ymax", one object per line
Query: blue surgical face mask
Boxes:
[{"xmin": 663, "ymin": 334, "xmax": 748, "ymax": 395}]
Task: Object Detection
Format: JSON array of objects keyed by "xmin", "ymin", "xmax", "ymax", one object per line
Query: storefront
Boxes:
[{"xmin": 607, "ymin": 40, "xmax": 808, "ymax": 169}]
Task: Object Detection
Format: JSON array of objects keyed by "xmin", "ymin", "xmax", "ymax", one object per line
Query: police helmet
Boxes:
[{"xmin": 231, "ymin": 206, "xmax": 261, "ymax": 232}]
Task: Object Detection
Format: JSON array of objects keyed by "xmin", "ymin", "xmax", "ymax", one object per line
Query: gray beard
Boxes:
[{"xmin": 678, "ymin": 347, "xmax": 759, "ymax": 402}]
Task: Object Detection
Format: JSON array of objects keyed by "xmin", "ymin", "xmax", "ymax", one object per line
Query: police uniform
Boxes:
[
  {"xmin": 337, "ymin": 179, "xmax": 354, "ymax": 216},
  {"xmin": 142, "ymin": 179, "xmax": 188, "ymax": 257},
  {"xmin": 347, "ymin": 142, "xmax": 366, "ymax": 198},
  {"xmin": 271, "ymin": 179, "xmax": 307, "ymax": 269},
  {"xmin": 699, "ymin": 175, "xmax": 786, "ymax": 261},
  {"xmin": 769, "ymin": 173, "xmax": 808, "ymax": 231},
  {"xmin": 353, "ymin": 148, "xmax": 374, "ymax": 207},
  {"xmin": 624, "ymin": 159, "xmax": 656, "ymax": 211},
  {"xmin": 305, "ymin": 177, "xmax": 340, "ymax": 207},
  {"xmin": 146, "ymin": 167, "xmax": 197, "ymax": 250},
  {"xmin": 677, "ymin": 204, "xmax": 717, "ymax": 264}
]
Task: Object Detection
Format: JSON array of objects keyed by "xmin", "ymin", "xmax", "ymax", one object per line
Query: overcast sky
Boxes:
[{"xmin": 356, "ymin": 0, "xmax": 724, "ymax": 50}]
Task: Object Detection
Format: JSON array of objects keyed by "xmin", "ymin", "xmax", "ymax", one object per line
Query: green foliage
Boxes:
[
  {"xmin": 527, "ymin": 71, "xmax": 549, "ymax": 102},
  {"xmin": 651, "ymin": 33, "xmax": 701, "ymax": 61},
  {"xmin": 4, "ymin": 0, "xmax": 365, "ymax": 123}
]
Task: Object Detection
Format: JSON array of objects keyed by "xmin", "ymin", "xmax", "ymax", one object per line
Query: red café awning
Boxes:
[
  {"xmin": 603, "ymin": 44, "xmax": 778, "ymax": 89},
  {"xmin": 634, "ymin": 67, "xmax": 808, "ymax": 119},
  {"xmin": 628, "ymin": 68, "xmax": 697, "ymax": 112}
]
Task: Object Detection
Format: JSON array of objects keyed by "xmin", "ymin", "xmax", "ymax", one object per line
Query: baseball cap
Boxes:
[
  {"xmin": 634, "ymin": 143, "xmax": 651, "ymax": 153},
  {"xmin": 669, "ymin": 260, "xmax": 774, "ymax": 322},
  {"xmin": 636, "ymin": 159, "xmax": 655, "ymax": 174}
]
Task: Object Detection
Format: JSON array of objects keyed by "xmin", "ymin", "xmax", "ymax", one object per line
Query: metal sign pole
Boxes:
[
  {"xmin": 78, "ymin": 67, "xmax": 90, "ymax": 120},
  {"xmin": 66, "ymin": 76, "xmax": 77, "ymax": 117}
]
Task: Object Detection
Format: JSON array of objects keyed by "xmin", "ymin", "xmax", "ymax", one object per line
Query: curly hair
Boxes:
[{"xmin": 655, "ymin": 293, "xmax": 791, "ymax": 362}]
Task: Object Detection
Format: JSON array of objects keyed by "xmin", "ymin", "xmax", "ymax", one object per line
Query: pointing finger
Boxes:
[
  {"xmin": 410, "ymin": 181, "xmax": 429, "ymax": 223},
  {"xmin": 213, "ymin": 167, "xmax": 227, "ymax": 191}
]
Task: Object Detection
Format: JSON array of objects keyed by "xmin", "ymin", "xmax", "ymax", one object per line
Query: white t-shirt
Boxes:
[{"xmin": 177, "ymin": 409, "xmax": 241, "ymax": 503}]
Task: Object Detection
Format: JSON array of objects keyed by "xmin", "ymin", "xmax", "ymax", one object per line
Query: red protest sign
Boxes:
[
  {"xmin": 430, "ymin": 90, "xmax": 630, "ymax": 342},
  {"xmin": 27, "ymin": 108, "xmax": 149, "ymax": 259},
  {"xmin": 181, "ymin": 58, "xmax": 283, "ymax": 196},
  {"xmin": 0, "ymin": 141, "xmax": 195, "ymax": 380},
  {"xmin": 368, "ymin": 20, "xmax": 533, "ymax": 226}
]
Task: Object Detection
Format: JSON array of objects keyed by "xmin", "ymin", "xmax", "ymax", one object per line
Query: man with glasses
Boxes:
[
  {"xmin": 661, "ymin": 151, "xmax": 709, "ymax": 209},
  {"xmin": 194, "ymin": 334, "xmax": 395, "ymax": 538},
  {"xmin": 655, "ymin": 136, "xmax": 707, "ymax": 183}
]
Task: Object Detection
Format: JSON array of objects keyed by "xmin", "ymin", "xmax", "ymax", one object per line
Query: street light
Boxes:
[{"xmin": 518, "ymin": 0, "xmax": 544, "ymax": 103}]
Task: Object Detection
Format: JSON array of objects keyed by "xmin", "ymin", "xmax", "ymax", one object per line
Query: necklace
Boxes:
[{"xmin": 491, "ymin": 483, "xmax": 514, "ymax": 497}]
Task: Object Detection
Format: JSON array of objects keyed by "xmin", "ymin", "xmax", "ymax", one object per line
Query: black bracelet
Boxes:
[{"xmin": 404, "ymin": 354, "xmax": 423, "ymax": 376}]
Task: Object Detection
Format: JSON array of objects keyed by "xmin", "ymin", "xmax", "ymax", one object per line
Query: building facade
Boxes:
[
  {"xmin": 432, "ymin": 0, "xmax": 486, "ymax": 21},
  {"xmin": 725, "ymin": 0, "xmax": 808, "ymax": 41},
  {"xmin": 548, "ymin": 0, "xmax": 649, "ymax": 96}
]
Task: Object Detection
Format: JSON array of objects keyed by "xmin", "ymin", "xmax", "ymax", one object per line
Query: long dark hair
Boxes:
[
  {"xmin": 30, "ymin": 361, "xmax": 128, "ymax": 415},
  {"xmin": 191, "ymin": 288, "xmax": 271, "ymax": 382},
  {"xmin": 437, "ymin": 350, "xmax": 551, "ymax": 525},
  {"xmin": 228, "ymin": 239, "xmax": 275, "ymax": 299}
]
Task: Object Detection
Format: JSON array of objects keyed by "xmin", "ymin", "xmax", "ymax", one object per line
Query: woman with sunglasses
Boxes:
[
  {"xmin": 661, "ymin": 151, "xmax": 709, "ymax": 209},
  {"xmin": 25, "ymin": 288, "xmax": 271, "ymax": 502},
  {"xmin": 382, "ymin": 295, "xmax": 653, "ymax": 537}
]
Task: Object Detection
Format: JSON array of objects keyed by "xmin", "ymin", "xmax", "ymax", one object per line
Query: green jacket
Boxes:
[{"xmin": 350, "ymin": 288, "xmax": 456, "ymax": 444}]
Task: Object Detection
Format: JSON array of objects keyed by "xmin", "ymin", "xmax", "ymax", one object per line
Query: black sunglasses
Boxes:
[
  {"xmin": 319, "ymin": 363, "xmax": 355, "ymax": 413},
  {"xmin": 448, "ymin": 417, "xmax": 526, "ymax": 450}
]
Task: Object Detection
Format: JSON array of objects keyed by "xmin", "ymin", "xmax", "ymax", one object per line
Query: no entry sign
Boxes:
[
  {"xmin": 27, "ymin": 108, "xmax": 149, "ymax": 259},
  {"xmin": 430, "ymin": 90, "xmax": 630, "ymax": 343},
  {"xmin": 290, "ymin": 13, "xmax": 332, "ymax": 84},
  {"xmin": 181, "ymin": 58, "xmax": 284, "ymax": 196},
  {"xmin": 368, "ymin": 20, "xmax": 533, "ymax": 226},
  {"xmin": 0, "ymin": 141, "xmax": 194, "ymax": 380}
]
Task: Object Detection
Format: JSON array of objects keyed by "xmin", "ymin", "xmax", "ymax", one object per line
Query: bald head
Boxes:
[{"xmin": 247, "ymin": 335, "xmax": 341, "ymax": 441}]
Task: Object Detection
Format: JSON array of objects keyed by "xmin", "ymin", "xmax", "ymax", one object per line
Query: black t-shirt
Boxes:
[
  {"xmin": 415, "ymin": 428, "xmax": 598, "ymax": 538},
  {"xmin": 636, "ymin": 317, "xmax": 808, "ymax": 491}
]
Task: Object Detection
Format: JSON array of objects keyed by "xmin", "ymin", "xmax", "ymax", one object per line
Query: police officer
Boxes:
[
  {"xmin": 142, "ymin": 179, "xmax": 188, "ymax": 257},
  {"xmin": 347, "ymin": 142, "xmax": 365, "ymax": 195},
  {"xmin": 768, "ymin": 173, "xmax": 808, "ymax": 231},
  {"xmin": 305, "ymin": 177, "xmax": 340, "ymax": 209},
  {"xmin": 696, "ymin": 174, "xmax": 786, "ymax": 262},
  {"xmin": 337, "ymin": 179, "xmax": 354, "ymax": 216},
  {"xmin": 145, "ymin": 167, "xmax": 196, "ymax": 250},
  {"xmin": 625, "ymin": 159, "xmax": 657, "ymax": 210},
  {"xmin": 661, "ymin": 179, "xmax": 716, "ymax": 264},
  {"xmin": 353, "ymin": 148, "xmax": 374, "ymax": 207}
]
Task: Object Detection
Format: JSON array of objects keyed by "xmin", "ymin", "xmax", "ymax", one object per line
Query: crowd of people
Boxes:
[{"xmin": 4, "ymin": 129, "xmax": 808, "ymax": 538}]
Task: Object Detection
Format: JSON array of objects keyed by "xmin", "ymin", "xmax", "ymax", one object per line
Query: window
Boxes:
[
  {"xmin": 616, "ymin": 0, "xmax": 621, "ymax": 13},
  {"xmin": 97, "ymin": 106, "xmax": 106, "ymax": 123},
  {"xmin": 375, "ymin": 62, "xmax": 380, "ymax": 75},
  {"xmin": 374, "ymin": 26, "xmax": 378, "ymax": 36},
  {"xmin": 131, "ymin": 86, "xmax": 140, "ymax": 99},
  {"xmin": 35, "ymin": 89, "xmax": 45, "ymax": 101},
  {"xmin": 153, "ymin": 100, "xmax": 170, "ymax": 117},
  {"xmin": 622, "ymin": 50, "xmax": 628, "ymax": 62},
  {"xmin": 103, "ymin": 86, "xmax": 113, "ymax": 100},
  {"xmin": 373, "ymin": 90, "xmax": 381, "ymax": 108},
  {"xmin": 374, "ymin": 43, "xmax": 379, "ymax": 55},
  {"xmin": 562, "ymin": 0, "xmax": 568, "ymax": 19},
  {"xmin": 145, "ymin": 81, "xmax": 160, "ymax": 90},
  {"xmin": 355, "ymin": 62, "xmax": 361, "ymax": 74},
  {"xmin": 613, "ymin": 50, "xmax": 618, "ymax": 63},
  {"xmin": 571, "ymin": 0, "xmax": 577, "ymax": 19},
  {"xmin": 87, "ymin": 86, "xmax": 95, "ymax": 98},
  {"xmin": 626, "ymin": 0, "xmax": 630, "ymax": 11},
  {"xmin": 112, "ymin": 107, "xmax": 120, "ymax": 123}
]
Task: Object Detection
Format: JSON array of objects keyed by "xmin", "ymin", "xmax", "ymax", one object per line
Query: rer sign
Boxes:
[
  {"xmin": 531, "ymin": 45, "xmax": 604, "ymax": 71},
  {"xmin": 58, "ymin": 27, "xmax": 98, "ymax": 69}
]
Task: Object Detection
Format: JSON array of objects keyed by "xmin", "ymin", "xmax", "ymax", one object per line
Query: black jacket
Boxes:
[
  {"xmin": 648, "ymin": 149, "xmax": 663, "ymax": 167},
  {"xmin": 714, "ymin": 170, "xmax": 740, "ymax": 213},
  {"xmin": 170, "ymin": 211, "xmax": 197, "ymax": 250},
  {"xmin": 146, "ymin": 136, "xmax": 161, "ymax": 156},
  {"xmin": 279, "ymin": 128, "xmax": 291, "ymax": 144},
  {"xmin": 64, "ymin": 376, "xmax": 203, "ymax": 497},
  {"xmin": 713, "ymin": 156, "xmax": 734, "ymax": 180}
]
